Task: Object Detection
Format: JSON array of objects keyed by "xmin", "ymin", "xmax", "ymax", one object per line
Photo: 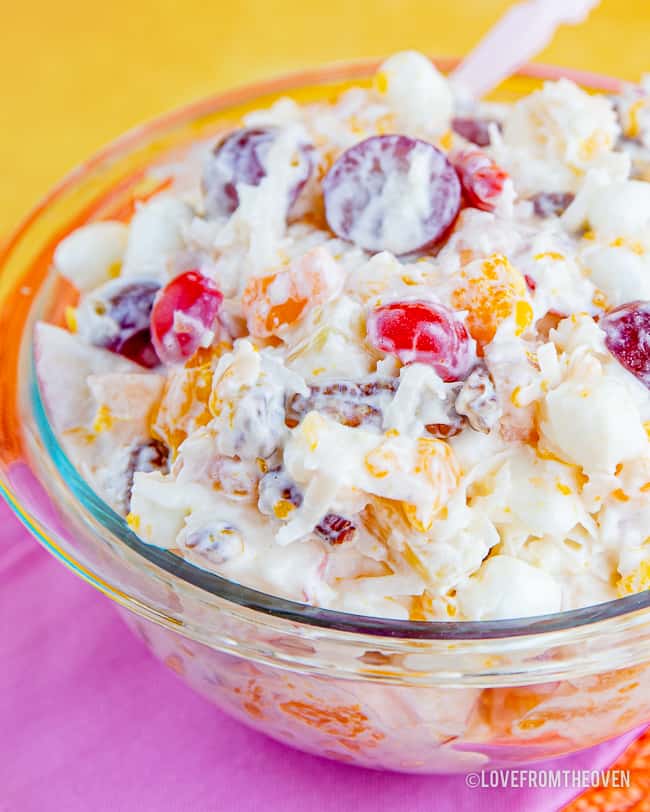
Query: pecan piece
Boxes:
[
  {"xmin": 528, "ymin": 192, "xmax": 575, "ymax": 218},
  {"xmin": 455, "ymin": 365, "xmax": 501, "ymax": 434},
  {"xmin": 315, "ymin": 514, "xmax": 357, "ymax": 545},
  {"xmin": 286, "ymin": 379, "xmax": 398, "ymax": 429},
  {"xmin": 126, "ymin": 439, "xmax": 170, "ymax": 500}
]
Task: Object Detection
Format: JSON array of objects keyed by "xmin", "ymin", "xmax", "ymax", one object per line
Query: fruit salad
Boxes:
[{"xmin": 38, "ymin": 52, "xmax": 650, "ymax": 621}]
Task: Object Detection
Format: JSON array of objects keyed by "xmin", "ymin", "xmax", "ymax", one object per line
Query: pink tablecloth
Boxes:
[{"xmin": 0, "ymin": 497, "xmax": 642, "ymax": 812}]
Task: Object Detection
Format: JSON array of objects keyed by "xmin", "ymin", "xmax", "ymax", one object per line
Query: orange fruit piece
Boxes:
[
  {"xmin": 242, "ymin": 246, "xmax": 344, "ymax": 337},
  {"xmin": 243, "ymin": 273, "xmax": 308, "ymax": 336},
  {"xmin": 452, "ymin": 253, "xmax": 533, "ymax": 350},
  {"xmin": 151, "ymin": 357, "xmax": 215, "ymax": 454}
]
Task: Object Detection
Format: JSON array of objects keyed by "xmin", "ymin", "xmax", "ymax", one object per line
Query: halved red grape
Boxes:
[
  {"xmin": 601, "ymin": 301, "xmax": 650, "ymax": 388},
  {"xmin": 88, "ymin": 280, "xmax": 161, "ymax": 368},
  {"xmin": 452, "ymin": 149, "xmax": 508, "ymax": 212},
  {"xmin": 322, "ymin": 135, "xmax": 461, "ymax": 255},
  {"xmin": 150, "ymin": 270, "xmax": 223, "ymax": 365},
  {"xmin": 451, "ymin": 117, "xmax": 500, "ymax": 147},
  {"xmin": 367, "ymin": 300, "xmax": 474, "ymax": 382},
  {"xmin": 202, "ymin": 126, "xmax": 315, "ymax": 217}
]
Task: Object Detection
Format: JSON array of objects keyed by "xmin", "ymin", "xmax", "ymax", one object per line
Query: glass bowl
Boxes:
[{"xmin": 2, "ymin": 59, "xmax": 650, "ymax": 774}]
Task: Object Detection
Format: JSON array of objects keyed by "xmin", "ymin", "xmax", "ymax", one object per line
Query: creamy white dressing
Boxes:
[{"xmin": 40, "ymin": 52, "xmax": 650, "ymax": 621}]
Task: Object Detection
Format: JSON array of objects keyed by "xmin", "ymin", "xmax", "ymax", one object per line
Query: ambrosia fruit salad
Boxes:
[{"xmin": 37, "ymin": 51, "xmax": 650, "ymax": 621}]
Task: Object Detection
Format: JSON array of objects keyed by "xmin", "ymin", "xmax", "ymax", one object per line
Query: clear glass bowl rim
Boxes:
[{"xmin": 3, "ymin": 56, "xmax": 648, "ymax": 645}]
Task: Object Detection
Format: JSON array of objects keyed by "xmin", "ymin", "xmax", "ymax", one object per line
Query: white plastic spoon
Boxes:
[{"xmin": 451, "ymin": 0, "xmax": 601, "ymax": 99}]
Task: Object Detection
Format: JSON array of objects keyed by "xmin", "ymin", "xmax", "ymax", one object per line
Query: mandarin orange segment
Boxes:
[
  {"xmin": 163, "ymin": 653, "xmax": 185, "ymax": 675},
  {"xmin": 279, "ymin": 700, "xmax": 372, "ymax": 740},
  {"xmin": 242, "ymin": 273, "xmax": 308, "ymax": 336},
  {"xmin": 415, "ymin": 436, "xmax": 460, "ymax": 490},
  {"xmin": 361, "ymin": 496, "xmax": 409, "ymax": 544},
  {"xmin": 451, "ymin": 253, "xmax": 532, "ymax": 349},
  {"xmin": 467, "ymin": 685, "xmax": 569, "ymax": 741},
  {"xmin": 405, "ymin": 437, "xmax": 461, "ymax": 528},
  {"xmin": 151, "ymin": 359, "xmax": 214, "ymax": 453},
  {"xmin": 241, "ymin": 247, "xmax": 344, "ymax": 337},
  {"xmin": 268, "ymin": 296, "xmax": 308, "ymax": 329},
  {"xmin": 590, "ymin": 666, "xmax": 646, "ymax": 692},
  {"xmin": 241, "ymin": 680, "xmax": 265, "ymax": 720}
]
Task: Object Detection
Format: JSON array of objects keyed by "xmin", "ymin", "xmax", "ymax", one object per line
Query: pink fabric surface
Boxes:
[{"xmin": 0, "ymin": 496, "xmax": 642, "ymax": 812}]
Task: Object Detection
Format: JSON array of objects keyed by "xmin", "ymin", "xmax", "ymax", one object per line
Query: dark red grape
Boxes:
[
  {"xmin": 322, "ymin": 135, "xmax": 461, "ymax": 254},
  {"xmin": 91, "ymin": 280, "xmax": 161, "ymax": 368},
  {"xmin": 150, "ymin": 270, "xmax": 223, "ymax": 365},
  {"xmin": 367, "ymin": 300, "xmax": 474, "ymax": 382},
  {"xmin": 451, "ymin": 117, "xmax": 500, "ymax": 147},
  {"xmin": 258, "ymin": 469, "xmax": 303, "ymax": 517},
  {"xmin": 601, "ymin": 301, "xmax": 650, "ymax": 388},
  {"xmin": 184, "ymin": 521, "xmax": 243, "ymax": 564},
  {"xmin": 452, "ymin": 149, "xmax": 508, "ymax": 212},
  {"xmin": 529, "ymin": 192, "xmax": 575, "ymax": 218},
  {"xmin": 202, "ymin": 126, "xmax": 315, "ymax": 217}
]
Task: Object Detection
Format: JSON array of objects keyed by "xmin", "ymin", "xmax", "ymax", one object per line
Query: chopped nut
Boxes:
[
  {"xmin": 315, "ymin": 514, "xmax": 357, "ymax": 545},
  {"xmin": 286, "ymin": 379, "xmax": 398, "ymax": 429},
  {"xmin": 455, "ymin": 365, "xmax": 501, "ymax": 434}
]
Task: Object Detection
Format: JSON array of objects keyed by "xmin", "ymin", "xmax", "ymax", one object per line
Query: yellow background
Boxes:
[{"xmin": 3, "ymin": 0, "xmax": 650, "ymax": 235}]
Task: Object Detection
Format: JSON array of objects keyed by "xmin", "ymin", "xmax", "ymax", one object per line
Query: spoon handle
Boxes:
[{"xmin": 451, "ymin": 0, "xmax": 601, "ymax": 99}]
